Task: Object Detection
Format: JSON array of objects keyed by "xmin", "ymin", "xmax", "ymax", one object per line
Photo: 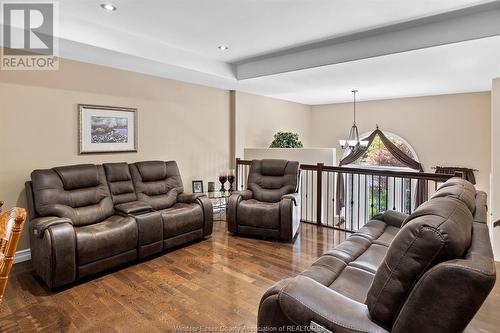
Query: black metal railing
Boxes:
[{"xmin": 235, "ymin": 158, "xmax": 454, "ymax": 233}]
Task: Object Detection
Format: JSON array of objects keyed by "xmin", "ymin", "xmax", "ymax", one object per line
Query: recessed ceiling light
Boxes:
[
  {"xmin": 218, "ymin": 45, "xmax": 229, "ymax": 50},
  {"xmin": 100, "ymin": 3, "xmax": 117, "ymax": 11}
]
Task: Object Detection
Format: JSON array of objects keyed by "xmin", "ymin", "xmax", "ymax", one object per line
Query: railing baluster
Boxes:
[
  {"xmin": 370, "ymin": 175, "xmax": 374, "ymax": 219},
  {"xmin": 332, "ymin": 171, "xmax": 336, "ymax": 227},
  {"xmin": 326, "ymin": 172, "xmax": 330, "ymax": 226},
  {"xmin": 393, "ymin": 177, "xmax": 396, "ymax": 210},
  {"xmin": 401, "ymin": 177, "xmax": 404, "ymax": 213},
  {"xmin": 317, "ymin": 163, "xmax": 323, "ymax": 225},
  {"xmin": 357, "ymin": 173, "xmax": 360, "ymax": 231}
]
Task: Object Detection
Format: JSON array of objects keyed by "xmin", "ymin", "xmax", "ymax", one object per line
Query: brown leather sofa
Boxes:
[
  {"xmin": 25, "ymin": 161, "xmax": 213, "ymax": 289},
  {"xmin": 227, "ymin": 159, "xmax": 300, "ymax": 241},
  {"xmin": 258, "ymin": 178, "xmax": 496, "ymax": 333}
]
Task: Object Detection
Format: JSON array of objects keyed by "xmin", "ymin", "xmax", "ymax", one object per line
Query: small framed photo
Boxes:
[
  {"xmin": 192, "ymin": 180, "xmax": 204, "ymax": 193},
  {"xmin": 79, "ymin": 104, "xmax": 137, "ymax": 154}
]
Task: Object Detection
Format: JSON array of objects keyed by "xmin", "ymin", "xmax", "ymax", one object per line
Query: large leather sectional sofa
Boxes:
[
  {"xmin": 228, "ymin": 159, "xmax": 301, "ymax": 241},
  {"xmin": 258, "ymin": 178, "xmax": 496, "ymax": 332},
  {"xmin": 25, "ymin": 161, "xmax": 213, "ymax": 289}
]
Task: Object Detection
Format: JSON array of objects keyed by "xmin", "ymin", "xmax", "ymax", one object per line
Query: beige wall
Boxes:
[
  {"xmin": 234, "ymin": 91, "xmax": 311, "ymax": 159},
  {"xmin": 491, "ymin": 78, "xmax": 500, "ymax": 259},
  {"xmin": 0, "ymin": 59, "xmax": 231, "ymax": 251},
  {"xmin": 310, "ymin": 92, "xmax": 491, "ymax": 193}
]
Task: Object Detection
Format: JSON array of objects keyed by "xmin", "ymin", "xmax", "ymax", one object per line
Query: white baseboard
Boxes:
[{"xmin": 14, "ymin": 249, "xmax": 31, "ymax": 264}]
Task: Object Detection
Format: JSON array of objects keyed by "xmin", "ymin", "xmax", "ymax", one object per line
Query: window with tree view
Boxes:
[{"xmin": 353, "ymin": 133, "xmax": 415, "ymax": 168}]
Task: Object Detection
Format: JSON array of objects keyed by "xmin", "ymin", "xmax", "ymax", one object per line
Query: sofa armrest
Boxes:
[
  {"xmin": 195, "ymin": 195, "xmax": 213, "ymax": 237},
  {"xmin": 373, "ymin": 210, "xmax": 408, "ymax": 228},
  {"xmin": 115, "ymin": 201, "xmax": 153, "ymax": 215},
  {"xmin": 277, "ymin": 276, "xmax": 388, "ymax": 333},
  {"xmin": 281, "ymin": 192, "xmax": 300, "ymax": 206},
  {"xmin": 279, "ymin": 193, "xmax": 301, "ymax": 240},
  {"xmin": 227, "ymin": 191, "xmax": 251, "ymax": 234},
  {"xmin": 231, "ymin": 189, "xmax": 253, "ymax": 200},
  {"xmin": 29, "ymin": 217, "xmax": 76, "ymax": 289},
  {"xmin": 31, "ymin": 216, "xmax": 73, "ymax": 238},
  {"xmin": 177, "ymin": 193, "xmax": 206, "ymax": 204}
]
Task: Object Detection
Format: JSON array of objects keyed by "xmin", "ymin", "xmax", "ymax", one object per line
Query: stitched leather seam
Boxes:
[
  {"xmin": 48, "ymin": 228, "xmax": 55, "ymax": 287},
  {"xmin": 322, "ymin": 253, "xmax": 349, "ymax": 266},
  {"xmin": 442, "ymin": 263, "xmax": 496, "ymax": 276},
  {"xmin": 311, "ymin": 262, "xmax": 346, "ymax": 273},
  {"xmin": 279, "ymin": 282, "xmax": 382, "ymax": 333}
]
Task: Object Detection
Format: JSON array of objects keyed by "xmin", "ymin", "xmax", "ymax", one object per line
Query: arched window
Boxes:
[
  {"xmin": 343, "ymin": 131, "xmax": 419, "ymax": 169},
  {"xmin": 338, "ymin": 131, "xmax": 420, "ymax": 224}
]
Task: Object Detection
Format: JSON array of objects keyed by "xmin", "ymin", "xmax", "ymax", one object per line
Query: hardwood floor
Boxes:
[{"xmin": 0, "ymin": 222, "xmax": 498, "ymax": 332}]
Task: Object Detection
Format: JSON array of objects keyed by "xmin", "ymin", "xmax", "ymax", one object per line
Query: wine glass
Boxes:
[
  {"xmin": 219, "ymin": 175, "xmax": 227, "ymax": 192},
  {"xmin": 227, "ymin": 174, "xmax": 235, "ymax": 192}
]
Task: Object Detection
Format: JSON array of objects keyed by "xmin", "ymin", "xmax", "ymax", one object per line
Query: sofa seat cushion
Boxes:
[
  {"xmin": 161, "ymin": 203, "xmax": 203, "ymax": 238},
  {"xmin": 329, "ymin": 266, "xmax": 375, "ymax": 303},
  {"xmin": 238, "ymin": 199, "xmax": 280, "ymax": 229},
  {"xmin": 350, "ymin": 244, "xmax": 388, "ymax": 274},
  {"xmin": 355, "ymin": 220, "xmax": 399, "ymax": 246},
  {"xmin": 75, "ymin": 215, "xmax": 138, "ymax": 265},
  {"xmin": 300, "ymin": 255, "xmax": 347, "ymax": 286},
  {"xmin": 323, "ymin": 235, "xmax": 371, "ymax": 264}
]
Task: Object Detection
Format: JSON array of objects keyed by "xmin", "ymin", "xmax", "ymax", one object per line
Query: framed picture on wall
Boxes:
[
  {"xmin": 78, "ymin": 104, "xmax": 137, "ymax": 154},
  {"xmin": 192, "ymin": 180, "xmax": 204, "ymax": 193}
]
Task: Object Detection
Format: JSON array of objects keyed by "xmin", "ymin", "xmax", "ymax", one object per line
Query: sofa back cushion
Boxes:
[
  {"xmin": 247, "ymin": 159, "xmax": 299, "ymax": 203},
  {"xmin": 130, "ymin": 161, "xmax": 183, "ymax": 210},
  {"xmin": 365, "ymin": 196, "xmax": 473, "ymax": 327},
  {"xmin": 431, "ymin": 177, "xmax": 476, "ymax": 214},
  {"xmin": 31, "ymin": 164, "xmax": 114, "ymax": 226},
  {"xmin": 103, "ymin": 162, "xmax": 137, "ymax": 204}
]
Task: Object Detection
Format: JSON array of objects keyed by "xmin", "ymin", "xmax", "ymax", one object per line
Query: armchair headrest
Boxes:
[{"xmin": 260, "ymin": 159, "xmax": 289, "ymax": 176}]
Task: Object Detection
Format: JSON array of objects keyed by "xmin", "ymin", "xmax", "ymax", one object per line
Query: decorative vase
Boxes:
[{"xmin": 219, "ymin": 175, "xmax": 227, "ymax": 192}]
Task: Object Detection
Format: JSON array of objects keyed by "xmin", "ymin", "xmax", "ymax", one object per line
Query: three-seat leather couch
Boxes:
[
  {"xmin": 25, "ymin": 161, "xmax": 213, "ymax": 289},
  {"xmin": 258, "ymin": 178, "xmax": 496, "ymax": 332}
]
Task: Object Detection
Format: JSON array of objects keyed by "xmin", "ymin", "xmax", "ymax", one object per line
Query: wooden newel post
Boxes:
[
  {"xmin": 235, "ymin": 158, "xmax": 240, "ymax": 191},
  {"xmin": 316, "ymin": 163, "xmax": 324, "ymax": 225}
]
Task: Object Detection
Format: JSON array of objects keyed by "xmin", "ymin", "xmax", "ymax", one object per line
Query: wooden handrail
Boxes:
[{"xmin": 237, "ymin": 159, "xmax": 452, "ymax": 182}]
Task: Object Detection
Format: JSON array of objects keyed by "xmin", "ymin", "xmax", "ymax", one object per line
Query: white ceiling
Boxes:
[
  {"xmin": 61, "ymin": 0, "xmax": 486, "ymax": 62},
  {"xmin": 237, "ymin": 35, "xmax": 500, "ymax": 104},
  {"xmin": 2, "ymin": 0, "xmax": 500, "ymax": 104}
]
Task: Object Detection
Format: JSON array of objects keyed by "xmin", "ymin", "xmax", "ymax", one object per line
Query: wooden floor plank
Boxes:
[{"xmin": 0, "ymin": 222, "xmax": 498, "ymax": 332}]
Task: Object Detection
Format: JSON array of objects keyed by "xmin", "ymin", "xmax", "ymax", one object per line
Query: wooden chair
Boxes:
[{"xmin": 0, "ymin": 201, "xmax": 27, "ymax": 301}]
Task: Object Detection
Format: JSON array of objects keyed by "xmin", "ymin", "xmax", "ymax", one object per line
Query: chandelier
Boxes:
[{"xmin": 338, "ymin": 90, "xmax": 369, "ymax": 150}]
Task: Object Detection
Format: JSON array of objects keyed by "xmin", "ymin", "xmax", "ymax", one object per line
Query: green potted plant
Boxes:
[{"xmin": 270, "ymin": 132, "xmax": 303, "ymax": 148}]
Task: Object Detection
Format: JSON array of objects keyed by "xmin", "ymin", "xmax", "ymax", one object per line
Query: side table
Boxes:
[{"xmin": 206, "ymin": 191, "xmax": 232, "ymax": 221}]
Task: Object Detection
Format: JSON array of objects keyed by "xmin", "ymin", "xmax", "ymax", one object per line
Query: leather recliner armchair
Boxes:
[{"xmin": 227, "ymin": 159, "xmax": 300, "ymax": 241}]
